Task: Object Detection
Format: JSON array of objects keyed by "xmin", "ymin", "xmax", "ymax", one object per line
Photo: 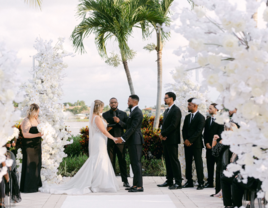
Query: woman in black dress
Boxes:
[{"xmin": 20, "ymin": 104, "xmax": 43, "ymax": 193}]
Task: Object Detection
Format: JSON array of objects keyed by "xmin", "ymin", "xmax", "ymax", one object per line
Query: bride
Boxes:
[{"xmin": 40, "ymin": 100, "xmax": 119, "ymax": 194}]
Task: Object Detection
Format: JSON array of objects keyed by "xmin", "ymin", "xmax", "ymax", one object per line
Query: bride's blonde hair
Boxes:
[{"xmin": 93, "ymin": 100, "xmax": 104, "ymax": 115}]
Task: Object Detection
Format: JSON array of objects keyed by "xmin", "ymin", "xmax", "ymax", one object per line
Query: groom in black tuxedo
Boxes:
[
  {"xmin": 182, "ymin": 98, "xmax": 205, "ymax": 190},
  {"xmin": 116, "ymin": 95, "xmax": 144, "ymax": 192},
  {"xmin": 157, "ymin": 92, "xmax": 182, "ymax": 189},
  {"xmin": 102, "ymin": 97, "xmax": 130, "ymax": 188}
]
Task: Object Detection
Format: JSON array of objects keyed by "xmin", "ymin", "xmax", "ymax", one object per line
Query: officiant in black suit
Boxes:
[
  {"xmin": 203, "ymin": 103, "xmax": 224, "ymax": 189},
  {"xmin": 157, "ymin": 92, "xmax": 182, "ymax": 190},
  {"xmin": 102, "ymin": 98, "xmax": 130, "ymax": 188},
  {"xmin": 116, "ymin": 95, "xmax": 144, "ymax": 193},
  {"xmin": 182, "ymin": 98, "xmax": 205, "ymax": 190}
]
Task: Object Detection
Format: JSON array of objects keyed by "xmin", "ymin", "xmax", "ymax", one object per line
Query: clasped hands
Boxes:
[
  {"xmin": 159, "ymin": 134, "xmax": 167, "ymax": 141},
  {"xmin": 113, "ymin": 137, "xmax": 123, "ymax": 144},
  {"xmin": 184, "ymin": 139, "xmax": 192, "ymax": 147}
]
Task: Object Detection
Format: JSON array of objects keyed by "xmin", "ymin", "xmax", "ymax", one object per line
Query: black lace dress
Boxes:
[{"xmin": 20, "ymin": 126, "xmax": 42, "ymax": 193}]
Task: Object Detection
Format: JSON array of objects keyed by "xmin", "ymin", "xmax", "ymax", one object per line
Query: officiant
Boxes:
[{"xmin": 103, "ymin": 97, "xmax": 130, "ymax": 188}]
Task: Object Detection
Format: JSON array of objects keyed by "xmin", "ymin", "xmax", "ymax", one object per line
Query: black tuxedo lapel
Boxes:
[
  {"xmin": 189, "ymin": 112, "xmax": 199, "ymax": 127},
  {"xmin": 163, "ymin": 105, "xmax": 175, "ymax": 125}
]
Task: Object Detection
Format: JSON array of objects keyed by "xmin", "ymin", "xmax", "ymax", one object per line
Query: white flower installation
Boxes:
[
  {"xmin": 170, "ymin": 0, "xmax": 268, "ymax": 199},
  {"xmin": 0, "ymin": 42, "xmax": 22, "ymax": 179},
  {"xmin": 167, "ymin": 70, "xmax": 210, "ymax": 183},
  {"xmin": 20, "ymin": 38, "xmax": 73, "ymax": 187}
]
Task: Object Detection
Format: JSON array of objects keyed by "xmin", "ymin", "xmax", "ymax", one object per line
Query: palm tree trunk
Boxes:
[
  {"xmin": 122, "ymin": 60, "xmax": 135, "ymax": 95},
  {"xmin": 153, "ymin": 30, "xmax": 163, "ymax": 130}
]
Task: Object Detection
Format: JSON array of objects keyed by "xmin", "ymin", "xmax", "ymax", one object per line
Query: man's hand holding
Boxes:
[
  {"xmin": 115, "ymin": 137, "xmax": 123, "ymax": 144},
  {"xmin": 206, "ymin": 143, "xmax": 212, "ymax": 149},
  {"xmin": 184, "ymin": 139, "xmax": 192, "ymax": 147},
  {"xmin": 113, "ymin": 116, "xmax": 120, "ymax": 123}
]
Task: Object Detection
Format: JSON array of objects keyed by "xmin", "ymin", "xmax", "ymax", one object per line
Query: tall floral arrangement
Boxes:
[
  {"xmin": 0, "ymin": 42, "xmax": 22, "ymax": 180},
  {"xmin": 170, "ymin": 0, "xmax": 268, "ymax": 199},
  {"xmin": 19, "ymin": 38, "xmax": 73, "ymax": 186},
  {"xmin": 167, "ymin": 69, "xmax": 209, "ymax": 182}
]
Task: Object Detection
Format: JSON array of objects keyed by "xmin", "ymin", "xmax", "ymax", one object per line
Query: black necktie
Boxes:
[
  {"xmin": 190, "ymin": 113, "xmax": 194, "ymax": 123},
  {"xmin": 163, "ymin": 108, "xmax": 169, "ymax": 121}
]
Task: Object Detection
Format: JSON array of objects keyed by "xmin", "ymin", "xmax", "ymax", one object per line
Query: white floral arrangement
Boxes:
[
  {"xmin": 170, "ymin": 0, "xmax": 268, "ymax": 200},
  {"xmin": 167, "ymin": 70, "xmax": 209, "ymax": 183},
  {"xmin": 20, "ymin": 38, "xmax": 73, "ymax": 187},
  {"xmin": 6, "ymin": 128, "xmax": 20, "ymax": 143},
  {"xmin": 0, "ymin": 42, "xmax": 23, "ymax": 180}
]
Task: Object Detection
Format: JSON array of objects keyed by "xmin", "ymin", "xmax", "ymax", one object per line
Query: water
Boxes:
[{"xmin": 65, "ymin": 122, "xmax": 88, "ymax": 136}]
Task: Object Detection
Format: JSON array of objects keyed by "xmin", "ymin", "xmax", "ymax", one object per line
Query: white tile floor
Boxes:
[{"xmin": 13, "ymin": 177, "xmax": 224, "ymax": 208}]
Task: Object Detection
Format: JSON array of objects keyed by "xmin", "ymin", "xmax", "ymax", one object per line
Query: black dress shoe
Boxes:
[
  {"xmin": 182, "ymin": 182, "xmax": 194, "ymax": 188},
  {"xmin": 125, "ymin": 186, "xmax": 134, "ymax": 190},
  {"xmin": 197, "ymin": 184, "xmax": 204, "ymax": 190},
  {"xmin": 210, "ymin": 194, "xmax": 215, "ymax": 197},
  {"xmin": 128, "ymin": 187, "xmax": 144, "ymax": 192},
  {"xmin": 169, "ymin": 184, "xmax": 182, "ymax": 190},
  {"xmin": 204, "ymin": 182, "xmax": 214, "ymax": 188},
  {"xmin": 157, "ymin": 181, "xmax": 172, "ymax": 187},
  {"xmin": 123, "ymin": 182, "xmax": 130, "ymax": 187}
]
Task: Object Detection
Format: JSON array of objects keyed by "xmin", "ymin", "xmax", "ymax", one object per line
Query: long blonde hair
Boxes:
[{"xmin": 27, "ymin": 103, "xmax": 39, "ymax": 119}]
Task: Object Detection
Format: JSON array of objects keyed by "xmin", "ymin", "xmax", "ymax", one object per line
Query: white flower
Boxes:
[
  {"xmin": 222, "ymin": 35, "xmax": 238, "ymax": 52},
  {"xmin": 197, "ymin": 55, "xmax": 208, "ymax": 67},
  {"xmin": 189, "ymin": 39, "xmax": 204, "ymax": 51},
  {"xmin": 194, "ymin": 6, "xmax": 205, "ymax": 18},
  {"xmin": 241, "ymin": 102, "xmax": 260, "ymax": 119},
  {"xmin": 207, "ymin": 73, "xmax": 219, "ymax": 86},
  {"xmin": 263, "ymin": 7, "xmax": 268, "ymax": 22},
  {"xmin": 207, "ymin": 54, "xmax": 221, "ymax": 67}
]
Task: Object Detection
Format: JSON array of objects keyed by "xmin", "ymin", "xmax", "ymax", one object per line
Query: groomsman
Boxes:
[
  {"xmin": 182, "ymin": 98, "xmax": 205, "ymax": 190},
  {"xmin": 103, "ymin": 98, "xmax": 130, "ymax": 188},
  {"xmin": 157, "ymin": 92, "xmax": 182, "ymax": 189},
  {"xmin": 203, "ymin": 103, "xmax": 224, "ymax": 188},
  {"xmin": 116, "ymin": 95, "xmax": 144, "ymax": 192}
]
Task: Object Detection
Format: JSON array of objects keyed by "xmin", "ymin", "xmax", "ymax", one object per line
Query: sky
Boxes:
[{"xmin": 0, "ymin": 0, "xmax": 218, "ymax": 110}]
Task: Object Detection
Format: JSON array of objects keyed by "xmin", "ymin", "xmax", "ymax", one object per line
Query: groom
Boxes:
[{"xmin": 116, "ymin": 95, "xmax": 144, "ymax": 192}]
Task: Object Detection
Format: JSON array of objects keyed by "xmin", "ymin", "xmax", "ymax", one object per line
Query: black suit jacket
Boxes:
[
  {"xmin": 161, "ymin": 105, "xmax": 182, "ymax": 144},
  {"xmin": 122, "ymin": 106, "xmax": 144, "ymax": 145},
  {"xmin": 182, "ymin": 111, "xmax": 205, "ymax": 149},
  {"xmin": 203, "ymin": 117, "xmax": 224, "ymax": 147},
  {"xmin": 103, "ymin": 109, "xmax": 128, "ymax": 145}
]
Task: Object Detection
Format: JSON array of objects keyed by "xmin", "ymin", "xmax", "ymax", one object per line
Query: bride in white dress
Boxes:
[{"xmin": 40, "ymin": 100, "xmax": 120, "ymax": 194}]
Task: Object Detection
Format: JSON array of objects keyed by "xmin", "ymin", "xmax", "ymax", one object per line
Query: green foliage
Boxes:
[
  {"xmin": 103, "ymin": 105, "xmax": 110, "ymax": 112},
  {"xmin": 143, "ymin": 43, "xmax": 156, "ymax": 52},
  {"xmin": 58, "ymin": 154, "xmax": 88, "ymax": 177},
  {"xmin": 64, "ymin": 136, "xmax": 82, "ymax": 157},
  {"xmin": 64, "ymin": 102, "xmax": 74, "ymax": 107},
  {"xmin": 105, "ymin": 52, "xmax": 121, "ymax": 67}
]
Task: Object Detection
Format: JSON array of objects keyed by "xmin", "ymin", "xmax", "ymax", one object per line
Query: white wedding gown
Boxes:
[{"xmin": 40, "ymin": 116, "xmax": 119, "ymax": 194}]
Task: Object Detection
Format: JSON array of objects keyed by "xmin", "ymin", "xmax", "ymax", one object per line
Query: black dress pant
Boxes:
[
  {"xmin": 206, "ymin": 149, "xmax": 216, "ymax": 185},
  {"xmin": 128, "ymin": 144, "xmax": 143, "ymax": 187},
  {"xmin": 231, "ymin": 181, "xmax": 244, "ymax": 208},
  {"xmin": 107, "ymin": 143, "xmax": 128, "ymax": 183},
  {"xmin": 215, "ymin": 157, "xmax": 222, "ymax": 193},
  {"xmin": 163, "ymin": 144, "xmax": 182, "ymax": 185},
  {"xmin": 221, "ymin": 173, "xmax": 234, "ymax": 206},
  {"xmin": 184, "ymin": 146, "xmax": 204, "ymax": 185}
]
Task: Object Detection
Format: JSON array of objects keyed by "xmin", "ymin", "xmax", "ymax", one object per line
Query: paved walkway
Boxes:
[{"xmin": 15, "ymin": 177, "xmax": 224, "ymax": 208}]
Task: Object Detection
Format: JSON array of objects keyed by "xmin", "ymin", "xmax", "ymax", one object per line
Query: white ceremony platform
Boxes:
[{"xmin": 15, "ymin": 177, "xmax": 223, "ymax": 208}]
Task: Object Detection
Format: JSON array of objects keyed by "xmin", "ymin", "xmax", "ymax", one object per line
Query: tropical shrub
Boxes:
[
  {"xmin": 79, "ymin": 126, "xmax": 89, "ymax": 155},
  {"xmin": 64, "ymin": 136, "xmax": 82, "ymax": 157}
]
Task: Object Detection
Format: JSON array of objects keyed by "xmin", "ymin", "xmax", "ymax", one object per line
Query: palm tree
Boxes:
[
  {"xmin": 24, "ymin": 0, "xmax": 42, "ymax": 9},
  {"xmin": 71, "ymin": 0, "xmax": 163, "ymax": 95},
  {"xmin": 143, "ymin": 0, "xmax": 173, "ymax": 129}
]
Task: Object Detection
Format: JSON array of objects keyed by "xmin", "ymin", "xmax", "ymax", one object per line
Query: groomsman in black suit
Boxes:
[
  {"xmin": 203, "ymin": 103, "xmax": 224, "ymax": 188},
  {"xmin": 157, "ymin": 92, "xmax": 182, "ymax": 189},
  {"xmin": 103, "ymin": 98, "xmax": 130, "ymax": 188},
  {"xmin": 116, "ymin": 95, "xmax": 144, "ymax": 192},
  {"xmin": 182, "ymin": 98, "xmax": 205, "ymax": 190}
]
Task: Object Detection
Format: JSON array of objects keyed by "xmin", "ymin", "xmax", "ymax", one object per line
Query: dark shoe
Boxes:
[
  {"xmin": 210, "ymin": 194, "xmax": 215, "ymax": 197},
  {"xmin": 204, "ymin": 182, "xmax": 214, "ymax": 188},
  {"xmin": 197, "ymin": 184, "xmax": 204, "ymax": 190},
  {"xmin": 182, "ymin": 182, "xmax": 194, "ymax": 188},
  {"xmin": 169, "ymin": 184, "xmax": 182, "ymax": 190},
  {"xmin": 157, "ymin": 181, "xmax": 172, "ymax": 187},
  {"xmin": 128, "ymin": 187, "xmax": 144, "ymax": 192},
  {"xmin": 123, "ymin": 182, "xmax": 130, "ymax": 187},
  {"xmin": 125, "ymin": 186, "xmax": 134, "ymax": 190}
]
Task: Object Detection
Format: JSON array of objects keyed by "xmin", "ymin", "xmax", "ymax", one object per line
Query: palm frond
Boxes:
[{"xmin": 24, "ymin": 0, "xmax": 42, "ymax": 9}]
